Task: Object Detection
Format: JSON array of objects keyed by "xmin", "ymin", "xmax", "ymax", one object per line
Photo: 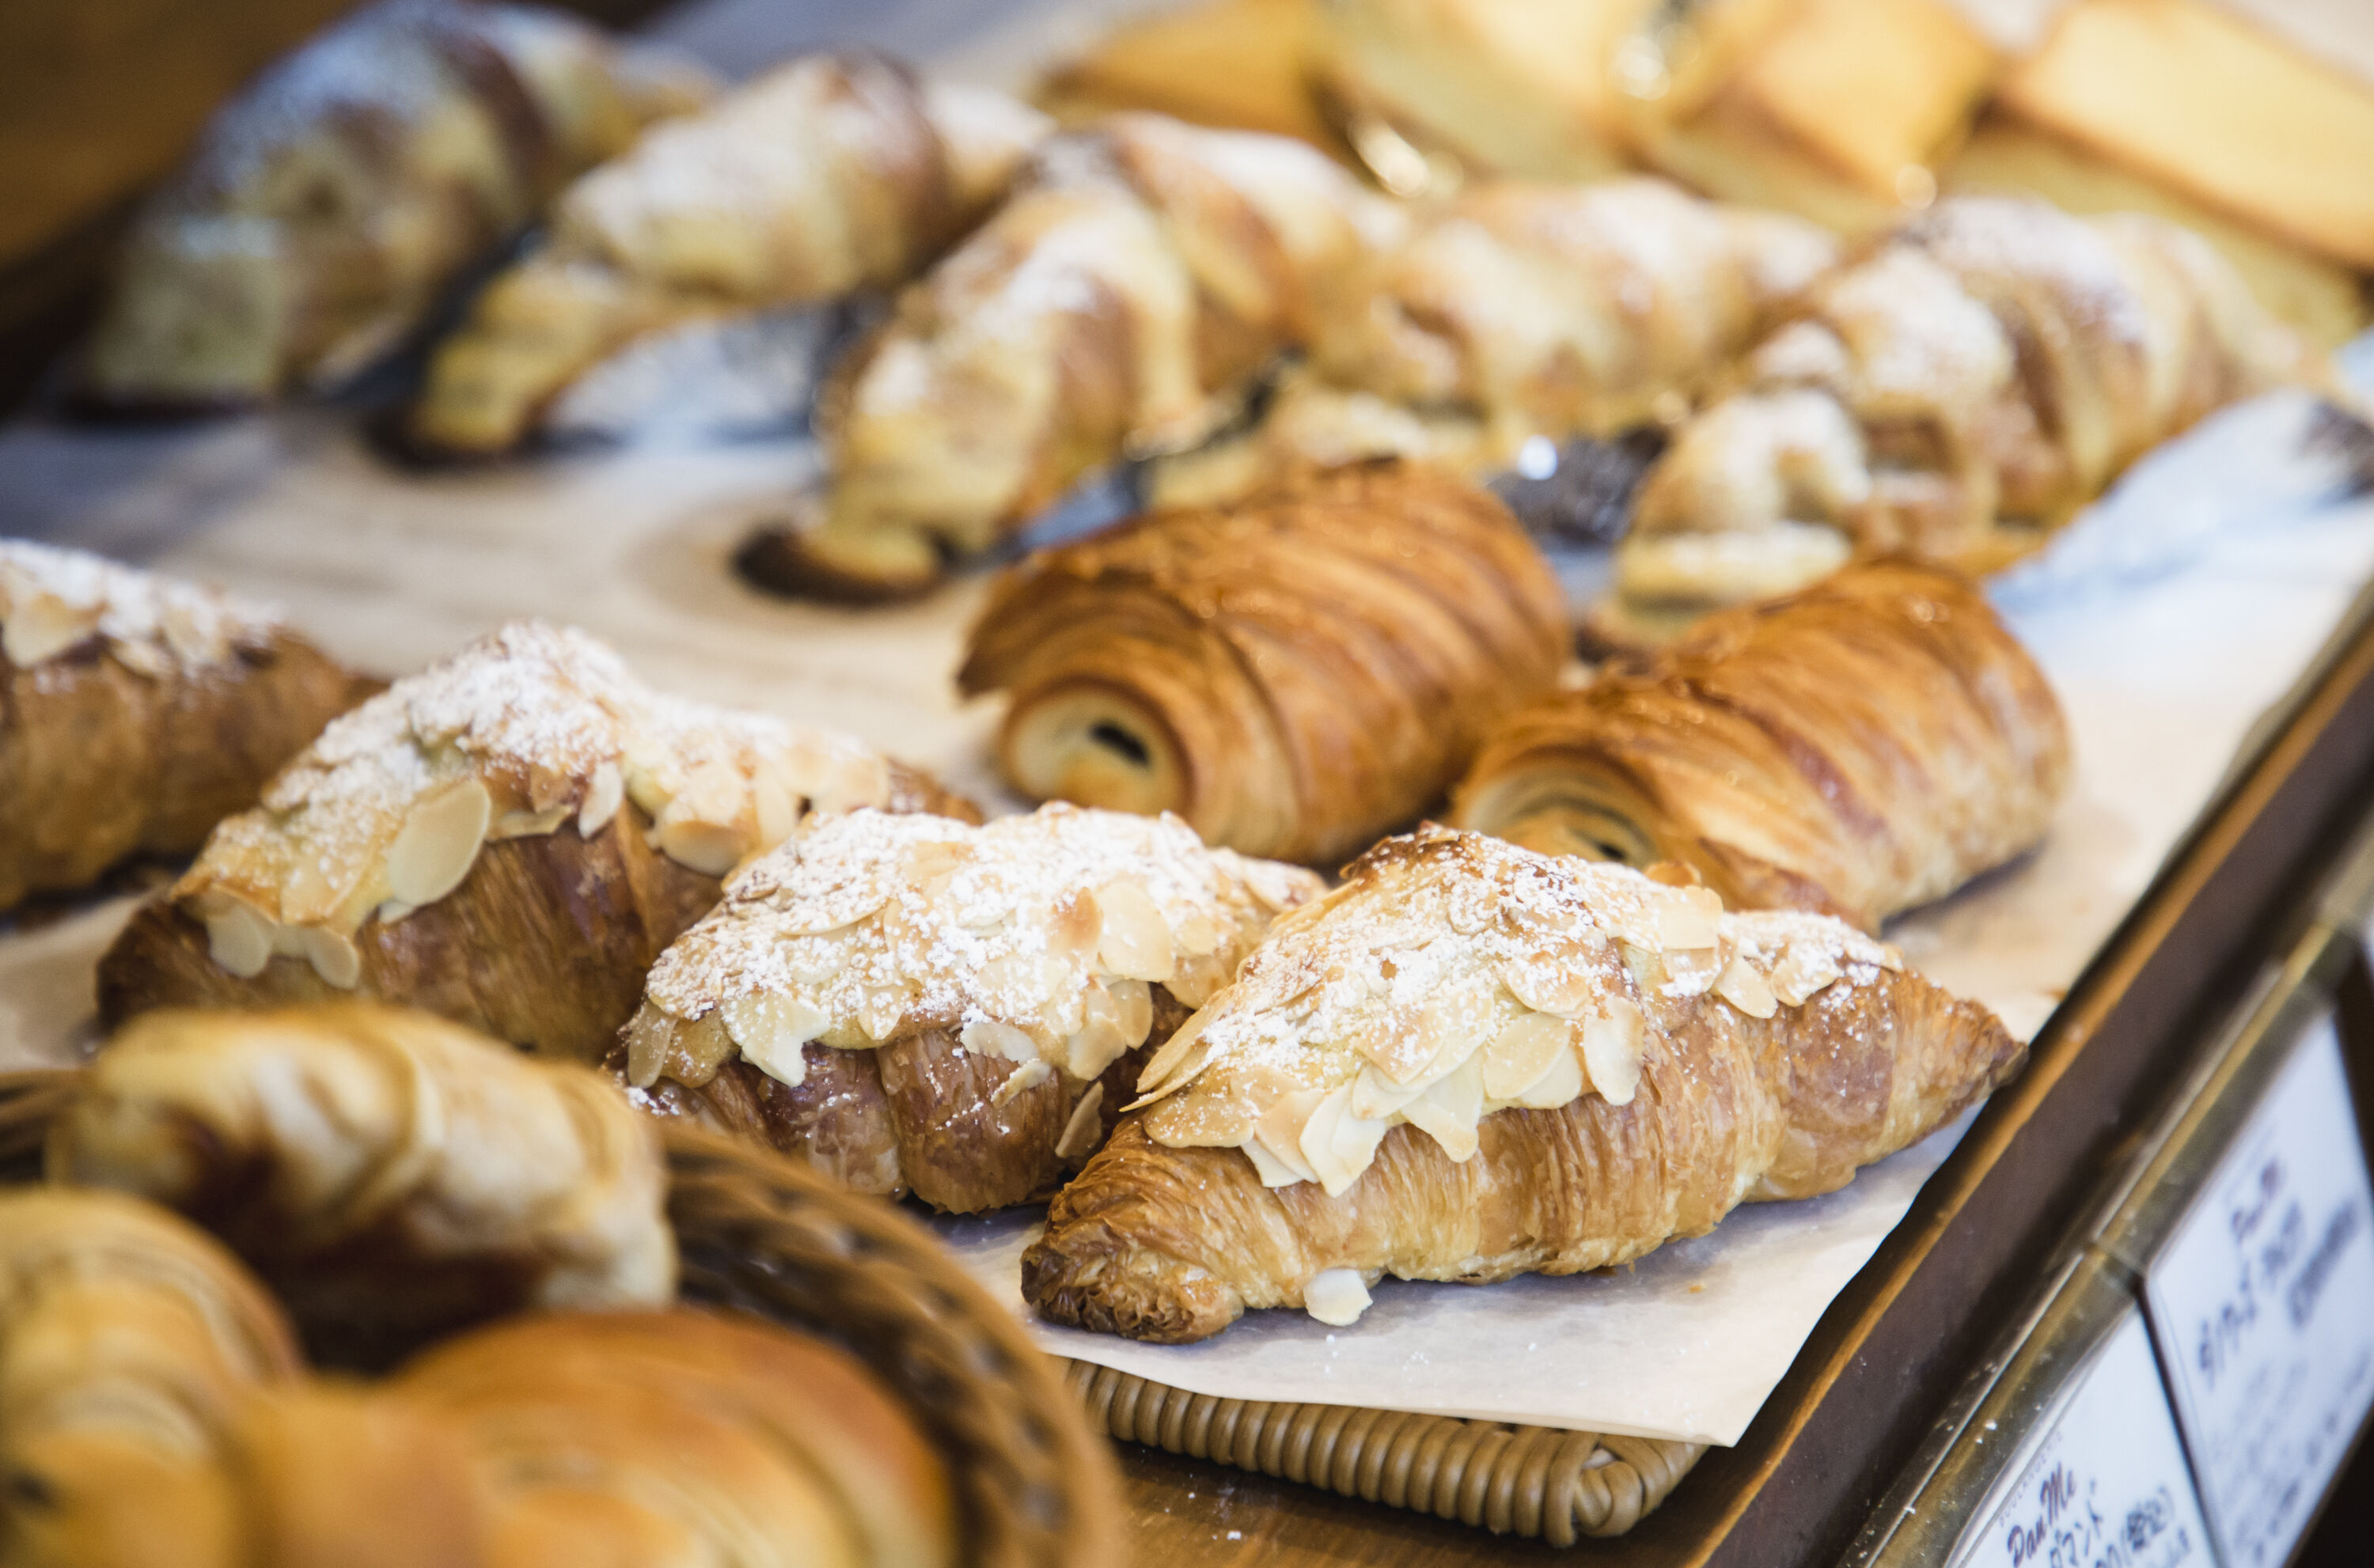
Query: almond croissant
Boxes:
[
  {"xmin": 96, "ymin": 621, "xmax": 976, "ymax": 1060},
  {"xmin": 958, "ymin": 460, "xmax": 1568, "ymax": 865},
  {"xmin": 737, "ymin": 111, "xmax": 1407, "ymax": 600},
  {"xmin": 49, "ymin": 1003, "xmax": 674, "ymax": 1352},
  {"xmin": 83, "ymin": 0, "xmax": 714, "ymax": 411},
  {"xmin": 0, "ymin": 542, "xmax": 370, "ymax": 914},
  {"xmin": 1023, "ymin": 827, "xmax": 2022, "ymax": 1343},
  {"xmin": 1454, "ymin": 560, "xmax": 2071, "ymax": 933},
  {"xmin": 622, "ymin": 803, "xmax": 1322, "ymax": 1212},
  {"xmin": 1150, "ymin": 176, "xmax": 1837, "ymax": 506},
  {"xmin": 1610, "ymin": 196, "xmax": 2328, "ymax": 637},
  {"xmin": 408, "ymin": 52, "xmax": 1050, "ymax": 456}
]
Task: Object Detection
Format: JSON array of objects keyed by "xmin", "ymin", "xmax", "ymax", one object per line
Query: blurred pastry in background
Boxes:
[
  {"xmin": 96, "ymin": 621, "xmax": 976, "ymax": 1060},
  {"xmin": 737, "ymin": 112, "xmax": 1405, "ymax": 601},
  {"xmin": 1037, "ymin": 0, "xmax": 1339, "ymax": 149},
  {"xmin": 1149, "ymin": 176, "xmax": 1835, "ymax": 509},
  {"xmin": 1604, "ymin": 197, "xmax": 2327, "ymax": 642},
  {"xmin": 81, "ymin": 0, "xmax": 715, "ymax": 413},
  {"xmin": 961, "ymin": 461, "xmax": 1567, "ymax": 865},
  {"xmin": 408, "ymin": 52, "xmax": 1051, "ymax": 457},
  {"xmin": 0, "ymin": 542, "xmax": 370, "ymax": 915}
]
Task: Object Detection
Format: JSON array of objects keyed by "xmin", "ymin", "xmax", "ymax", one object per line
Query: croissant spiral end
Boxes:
[{"xmin": 735, "ymin": 516, "xmax": 946, "ymax": 604}]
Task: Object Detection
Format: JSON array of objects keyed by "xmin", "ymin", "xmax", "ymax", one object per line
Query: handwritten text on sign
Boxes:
[
  {"xmin": 2144, "ymin": 1012, "xmax": 2374, "ymax": 1568},
  {"xmin": 1954, "ymin": 1309, "xmax": 2208, "ymax": 1568}
]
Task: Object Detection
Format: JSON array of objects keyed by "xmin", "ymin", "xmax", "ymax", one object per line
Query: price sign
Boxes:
[
  {"xmin": 2143, "ymin": 1012, "xmax": 2374, "ymax": 1568},
  {"xmin": 1952, "ymin": 1308, "xmax": 2210, "ymax": 1568}
]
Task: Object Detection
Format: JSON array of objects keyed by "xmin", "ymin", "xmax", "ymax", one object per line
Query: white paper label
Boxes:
[
  {"xmin": 2144, "ymin": 1012, "xmax": 2374, "ymax": 1568},
  {"xmin": 1952, "ymin": 1308, "xmax": 2209, "ymax": 1568}
]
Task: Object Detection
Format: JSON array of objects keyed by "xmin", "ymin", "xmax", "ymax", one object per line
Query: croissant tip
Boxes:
[{"xmin": 733, "ymin": 522, "xmax": 946, "ymax": 606}]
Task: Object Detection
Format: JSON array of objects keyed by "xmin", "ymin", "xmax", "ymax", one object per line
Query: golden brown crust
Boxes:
[
  {"xmin": 961, "ymin": 460, "xmax": 1569, "ymax": 864},
  {"xmin": 97, "ymin": 805, "xmax": 722, "ymax": 1061},
  {"xmin": 0, "ymin": 630, "xmax": 369, "ymax": 913},
  {"xmin": 1026, "ymin": 925, "xmax": 2020, "ymax": 1343},
  {"xmin": 1454, "ymin": 559, "xmax": 2071, "ymax": 931},
  {"xmin": 398, "ymin": 1309, "xmax": 957, "ymax": 1568},
  {"xmin": 50, "ymin": 1003, "xmax": 676, "ymax": 1358}
]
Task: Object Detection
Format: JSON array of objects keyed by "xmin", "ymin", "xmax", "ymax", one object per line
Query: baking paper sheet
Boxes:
[{"xmin": 2, "ymin": 0, "xmax": 2371, "ymax": 1443}]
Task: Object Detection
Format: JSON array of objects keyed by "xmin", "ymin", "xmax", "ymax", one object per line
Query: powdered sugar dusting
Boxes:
[
  {"xmin": 0, "ymin": 540, "xmax": 284, "ymax": 675},
  {"xmin": 1142, "ymin": 827, "xmax": 1898, "ymax": 1194},
  {"xmin": 175, "ymin": 621, "xmax": 937, "ymax": 968},
  {"xmin": 634, "ymin": 802, "xmax": 1324, "ymax": 1085}
]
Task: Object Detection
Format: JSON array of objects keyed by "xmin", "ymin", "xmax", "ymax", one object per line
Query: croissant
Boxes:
[
  {"xmin": 736, "ymin": 111, "xmax": 1407, "ymax": 600},
  {"xmin": 1023, "ymin": 826, "xmax": 2023, "ymax": 1342},
  {"xmin": 408, "ymin": 53, "xmax": 1051, "ymax": 456},
  {"xmin": 49, "ymin": 1002, "xmax": 674, "ymax": 1354},
  {"xmin": 96, "ymin": 621, "xmax": 977, "ymax": 1061},
  {"xmin": 621, "ymin": 802, "xmax": 1322, "ymax": 1211},
  {"xmin": 1452, "ymin": 560, "xmax": 2070, "ymax": 933},
  {"xmin": 0, "ymin": 543, "xmax": 370, "ymax": 914},
  {"xmin": 0, "ymin": 1188, "xmax": 301, "ymax": 1566},
  {"xmin": 958, "ymin": 460, "xmax": 1568, "ymax": 865},
  {"xmin": 4, "ymin": 1304, "xmax": 958, "ymax": 1568},
  {"xmin": 82, "ymin": 0, "xmax": 714, "ymax": 411},
  {"xmin": 1610, "ymin": 196, "xmax": 2328, "ymax": 636},
  {"xmin": 1149, "ymin": 177, "xmax": 1837, "ymax": 506}
]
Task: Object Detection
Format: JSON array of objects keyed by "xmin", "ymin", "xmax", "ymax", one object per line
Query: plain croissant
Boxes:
[
  {"xmin": 1023, "ymin": 827, "xmax": 2022, "ymax": 1342},
  {"xmin": 1454, "ymin": 559, "xmax": 2071, "ymax": 932},
  {"xmin": 1609, "ymin": 195, "xmax": 2327, "ymax": 639},
  {"xmin": 408, "ymin": 51, "xmax": 1051, "ymax": 456},
  {"xmin": 96, "ymin": 622, "xmax": 976, "ymax": 1061},
  {"xmin": 0, "ymin": 542, "xmax": 371, "ymax": 915},
  {"xmin": 48, "ymin": 1002, "xmax": 676, "ymax": 1353},
  {"xmin": 960, "ymin": 460, "xmax": 1569, "ymax": 865},
  {"xmin": 737, "ymin": 111, "xmax": 1407, "ymax": 600}
]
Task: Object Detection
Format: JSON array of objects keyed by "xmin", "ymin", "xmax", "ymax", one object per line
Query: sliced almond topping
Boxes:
[
  {"xmin": 385, "ymin": 778, "xmax": 493, "ymax": 907},
  {"xmin": 375, "ymin": 900, "xmax": 416, "ymax": 926},
  {"xmin": 203, "ymin": 898, "xmax": 276, "ymax": 979},
  {"xmin": 1108, "ymin": 978, "xmax": 1155, "ymax": 1046},
  {"xmin": 1715, "ymin": 954, "xmax": 1777, "ymax": 1019},
  {"xmin": 1515, "ymin": 1046, "xmax": 1584, "ymax": 1110},
  {"xmin": 1250, "ymin": 1087, "xmax": 1328, "ymax": 1184},
  {"xmin": 1303, "ymin": 1268, "xmax": 1372, "ymax": 1327},
  {"xmin": 490, "ymin": 805, "xmax": 573, "ymax": 841},
  {"xmin": 662, "ymin": 1012, "xmax": 738, "ymax": 1089},
  {"xmin": 2, "ymin": 596, "xmax": 100, "ymax": 667},
  {"xmin": 722, "ymin": 994, "xmax": 828, "ymax": 1086},
  {"xmin": 782, "ymin": 935, "xmax": 846, "ymax": 984},
  {"xmin": 1659, "ymin": 945, "xmax": 1724, "ymax": 996},
  {"xmin": 1300, "ymin": 1083, "xmax": 1389, "ymax": 1196},
  {"xmin": 1166, "ymin": 948, "xmax": 1231, "ymax": 1008},
  {"xmin": 1581, "ymin": 997, "xmax": 1646, "ymax": 1106},
  {"xmin": 858, "ymin": 986, "xmax": 908, "ymax": 1044},
  {"xmin": 749, "ymin": 762, "xmax": 802, "ymax": 851},
  {"xmin": 1481, "ymin": 1010, "xmax": 1574, "ymax": 1100},
  {"xmin": 1350, "ymin": 1064, "xmax": 1425, "ymax": 1120},
  {"xmin": 1136, "ymin": 1009, "xmax": 1211, "ymax": 1097},
  {"xmin": 654, "ymin": 817, "xmax": 745, "ymax": 877},
  {"xmin": 1402, "ymin": 1056, "xmax": 1483, "ymax": 1161},
  {"xmin": 108, "ymin": 636, "xmax": 169, "ymax": 679},
  {"xmin": 1651, "ymin": 886, "xmax": 1724, "ymax": 951},
  {"xmin": 1499, "ymin": 955, "xmax": 1596, "ymax": 1018},
  {"xmin": 959, "ymin": 1017, "xmax": 1039, "ymax": 1063},
  {"xmin": 1046, "ymin": 888, "xmax": 1104, "ymax": 968},
  {"xmin": 1173, "ymin": 907, "xmax": 1223, "ymax": 956},
  {"xmin": 991, "ymin": 1058, "xmax": 1054, "ymax": 1106},
  {"xmin": 1243, "ymin": 1137, "xmax": 1311, "ymax": 1187},
  {"xmin": 1064, "ymin": 1015, "xmax": 1130, "ymax": 1081},
  {"xmin": 1769, "ymin": 941, "xmax": 1845, "ymax": 1006},
  {"xmin": 622, "ymin": 1006, "xmax": 674, "ymax": 1089},
  {"xmin": 279, "ymin": 854, "xmax": 349, "ymax": 928},
  {"xmin": 1054, "ymin": 1082, "xmax": 1106, "ymax": 1161},
  {"xmin": 1094, "ymin": 879, "xmax": 1175, "ymax": 983},
  {"xmin": 577, "ymin": 760, "xmax": 624, "ymax": 838},
  {"xmin": 299, "ymin": 927, "xmax": 362, "ymax": 990}
]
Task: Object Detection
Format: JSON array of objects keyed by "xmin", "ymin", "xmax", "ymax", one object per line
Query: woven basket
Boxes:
[
  {"xmin": 0, "ymin": 1068, "xmax": 1124, "ymax": 1568},
  {"xmin": 1063, "ymin": 1364, "xmax": 1705, "ymax": 1544}
]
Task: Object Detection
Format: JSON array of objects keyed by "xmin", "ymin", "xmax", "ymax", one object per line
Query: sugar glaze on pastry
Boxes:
[
  {"xmin": 624, "ymin": 803, "xmax": 1322, "ymax": 1210},
  {"xmin": 1025, "ymin": 826, "xmax": 2022, "ymax": 1340}
]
